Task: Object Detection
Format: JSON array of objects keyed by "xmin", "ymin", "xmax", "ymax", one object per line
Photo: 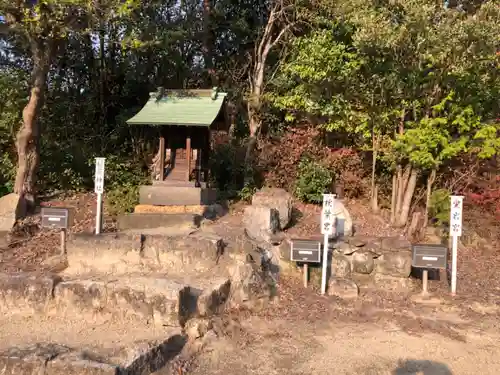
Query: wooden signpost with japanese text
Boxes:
[
  {"xmin": 94, "ymin": 157, "xmax": 105, "ymax": 235},
  {"xmin": 449, "ymin": 195, "xmax": 463, "ymax": 295},
  {"xmin": 320, "ymin": 194, "xmax": 336, "ymax": 295}
]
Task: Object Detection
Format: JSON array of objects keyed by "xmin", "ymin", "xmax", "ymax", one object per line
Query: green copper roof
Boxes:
[{"xmin": 126, "ymin": 89, "xmax": 227, "ymax": 127}]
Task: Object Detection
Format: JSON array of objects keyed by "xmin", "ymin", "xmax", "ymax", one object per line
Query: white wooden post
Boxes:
[
  {"xmin": 449, "ymin": 195, "xmax": 463, "ymax": 296},
  {"xmin": 94, "ymin": 157, "xmax": 106, "ymax": 235},
  {"xmin": 321, "ymin": 194, "xmax": 336, "ymax": 295}
]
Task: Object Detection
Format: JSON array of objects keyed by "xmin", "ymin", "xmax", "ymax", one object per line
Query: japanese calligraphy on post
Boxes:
[
  {"xmin": 94, "ymin": 157, "xmax": 105, "ymax": 194},
  {"xmin": 449, "ymin": 195, "xmax": 463, "ymax": 237},
  {"xmin": 321, "ymin": 194, "xmax": 336, "ymax": 235}
]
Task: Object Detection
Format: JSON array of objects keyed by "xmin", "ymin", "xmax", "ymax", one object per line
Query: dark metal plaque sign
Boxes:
[
  {"xmin": 412, "ymin": 244, "xmax": 448, "ymax": 269},
  {"xmin": 41, "ymin": 207, "xmax": 70, "ymax": 229},
  {"xmin": 291, "ymin": 239, "xmax": 321, "ymax": 263}
]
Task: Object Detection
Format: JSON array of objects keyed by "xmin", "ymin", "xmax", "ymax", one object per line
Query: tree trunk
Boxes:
[
  {"xmin": 396, "ymin": 168, "xmax": 418, "ymax": 227},
  {"xmin": 245, "ymin": 106, "xmax": 261, "ymax": 171},
  {"xmin": 390, "ymin": 172, "xmax": 397, "ymax": 224},
  {"xmin": 13, "ymin": 40, "xmax": 51, "ymax": 212},
  {"xmin": 203, "ymin": 0, "xmax": 216, "ymax": 86},
  {"xmin": 245, "ymin": 1, "xmax": 293, "ymax": 165},
  {"xmin": 370, "ymin": 132, "xmax": 379, "ymax": 212},
  {"xmin": 397, "ymin": 165, "xmax": 411, "ymax": 217},
  {"xmin": 424, "ymin": 168, "xmax": 437, "ymax": 228}
]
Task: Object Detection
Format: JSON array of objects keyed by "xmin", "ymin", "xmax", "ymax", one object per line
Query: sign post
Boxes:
[
  {"xmin": 94, "ymin": 157, "xmax": 106, "ymax": 235},
  {"xmin": 41, "ymin": 207, "xmax": 71, "ymax": 255},
  {"xmin": 290, "ymin": 239, "xmax": 322, "ymax": 288},
  {"xmin": 412, "ymin": 244, "xmax": 448, "ymax": 296},
  {"xmin": 449, "ymin": 195, "xmax": 463, "ymax": 296},
  {"xmin": 320, "ymin": 194, "xmax": 336, "ymax": 295}
]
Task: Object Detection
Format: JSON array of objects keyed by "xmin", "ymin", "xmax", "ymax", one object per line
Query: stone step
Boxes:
[
  {"xmin": 0, "ymin": 272, "xmax": 231, "ymax": 327},
  {"xmin": 0, "ymin": 319, "xmax": 187, "ymax": 375},
  {"xmin": 54, "ymin": 274, "xmax": 231, "ymax": 326},
  {"xmin": 116, "ymin": 213, "xmax": 200, "ymax": 232},
  {"xmin": 65, "ymin": 232, "xmax": 226, "ymax": 275},
  {"xmin": 139, "ymin": 185, "xmax": 217, "ymax": 206}
]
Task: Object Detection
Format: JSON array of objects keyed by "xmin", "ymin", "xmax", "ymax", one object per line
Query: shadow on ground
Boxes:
[{"xmin": 394, "ymin": 359, "xmax": 452, "ymax": 375}]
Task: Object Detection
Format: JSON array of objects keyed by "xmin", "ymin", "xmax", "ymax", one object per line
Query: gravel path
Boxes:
[{"xmin": 189, "ymin": 315, "xmax": 500, "ymax": 375}]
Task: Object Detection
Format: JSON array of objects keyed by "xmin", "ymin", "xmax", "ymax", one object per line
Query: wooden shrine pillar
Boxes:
[
  {"xmin": 205, "ymin": 127, "xmax": 211, "ymax": 184},
  {"xmin": 159, "ymin": 132, "xmax": 165, "ymax": 181},
  {"xmin": 186, "ymin": 127, "xmax": 191, "ymax": 181}
]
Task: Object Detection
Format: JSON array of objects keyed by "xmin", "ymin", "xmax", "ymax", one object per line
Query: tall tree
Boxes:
[{"xmin": 0, "ymin": 0, "xmax": 138, "ymax": 209}]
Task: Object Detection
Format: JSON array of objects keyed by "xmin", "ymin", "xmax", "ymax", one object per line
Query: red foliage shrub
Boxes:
[{"xmin": 257, "ymin": 126, "xmax": 365, "ymax": 197}]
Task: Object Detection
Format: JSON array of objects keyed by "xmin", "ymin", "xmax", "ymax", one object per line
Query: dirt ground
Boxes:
[{"xmin": 187, "ymin": 276, "xmax": 500, "ymax": 375}]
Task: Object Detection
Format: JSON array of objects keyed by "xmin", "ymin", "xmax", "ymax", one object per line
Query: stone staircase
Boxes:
[{"xmin": 0, "ymin": 229, "xmax": 262, "ymax": 375}]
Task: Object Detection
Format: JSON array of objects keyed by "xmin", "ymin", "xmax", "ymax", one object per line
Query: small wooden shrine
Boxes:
[{"xmin": 126, "ymin": 88, "xmax": 230, "ymax": 207}]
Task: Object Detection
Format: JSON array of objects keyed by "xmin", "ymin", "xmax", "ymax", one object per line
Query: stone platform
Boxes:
[{"xmin": 0, "ymin": 227, "xmax": 273, "ymax": 374}]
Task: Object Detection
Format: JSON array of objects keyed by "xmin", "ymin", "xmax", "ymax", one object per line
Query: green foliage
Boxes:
[
  {"xmin": 209, "ymin": 143, "xmax": 247, "ymax": 196},
  {"xmin": 0, "ymin": 69, "xmax": 27, "ymax": 196},
  {"xmin": 429, "ymin": 189, "xmax": 451, "ymax": 226},
  {"xmin": 392, "ymin": 93, "xmax": 499, "ymax": 169},
  {"xmin": 294, "ymin": 157, "xmax": 332, "ymax": 203},
  {"xmin": 104, "ymin": 156, "xmax": 149, "ymax": 216}
]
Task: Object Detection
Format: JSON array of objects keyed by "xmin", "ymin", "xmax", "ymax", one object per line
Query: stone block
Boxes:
[
  {"xmin": 196, "ymin": 279, "xmax": 231, "ymax": 317},
  {"xmin": 327, "ymin": 278, "xmax": 359, "ymax": 300},
  {"xmin": 117, "ymin": 213, "xmax": 199, "ymax": 231},
  {"xmin": 330, "ymin": 200, "xmax": 353, "ymax": 237},
  {"xmin": 251, "ymin": 188, "xmax": 293, "ymax": 229},
  {"xmin": 375, "ymin": 251, "xmax": 412, "ymax": 278},
  {"xmin": 66, "ymin": 233, "xmax": 142, "ymax": 273},
  {"xmin": 46, "ymin": 352, "xmax": 119, "ymax": 375},
  {"xmin": 381, "ymin": 236, "xmax": 412, "ymax": 251},
  {"xmin": 331, "ymin": 253, "xmax": 351, "ymax": 278},
  {"xmin": 54, "ymin": 278, "xmax": 179, "ymax": 325},
  {"xmin": 0, "ymin": 272, "xmax": 61, "ymax": 313},
  {"xmin": 145, "ymin": 232, "xmax": 224, "ymax": 271},
  {"xmin": 243, "ymin": 205, "xmax": 279, "ymax": 243},
  {"xmin": 228, "ymin": 261, "xmax": 273, "ymax": 310},
  {"xmin": 0, "ymin": 193, "xmax": 25, "ymax": 232},
  {"xmin": 352, "ymin": 251, "xmax": 375, "ymax": 274},
  {"xmin": 0, "ymin": 344, "xmax": 71, "ymax": 375},
  {"xmin": 54, "ymin": 280, "xmax": 108, "ymax": 312}
]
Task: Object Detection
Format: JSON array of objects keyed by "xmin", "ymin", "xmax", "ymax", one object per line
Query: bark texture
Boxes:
[{"xmin": 13, "ymin": 38, "xmax": 52, "ymax": 211}]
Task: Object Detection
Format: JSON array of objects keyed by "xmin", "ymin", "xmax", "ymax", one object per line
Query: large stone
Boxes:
[
  {"xmin": 351, "ymin": 251, "xmax": 375, "ymax": 274},
  {"xmin": 46, "ymin": 352, "xmax": 120, "ymax": 375},
  {"xmin": 66, "ymin": 233, "xmax": 142, "ymax": 274},
  {"xmin": 243, "ymin": 205, "xmax": 280, "ymax": 243},
  {"xmin": 228, "ymin": 260, "xmax": 273, "ymax": 310},
  {"xmin": 0, "ymin": 193, "xmax": 25, "ymax": 232},
  {"xmin": 327, "ymin": 278, "xmax": 359, "ymax": 300},
  {"xmin": 0, "ymin": 344, "xmax": 121, "ymax": 375},
  {"xmin": 145, "ymin": 232, "xmax": 225, "ymax": 271},
  {"xmin": 330, "ymin": 200, "xmax": 353, "ymax": 237},
  {"xmin": 333, "ymin": 241, "xmax": 356, "ymax": 255},
  {"xmin": 375, "ymin": 251, "xmax": 412, "ymax": 278},
  {"xmin": 381, "ymin": 236, "xmax": 412, "ymax": 252},
  {"xmin": 276, "ymin": 239, "xmax": 291, "ymax": 262},
  {"xmin": 251, "ymin": 188, "xmax": 293, "ymax": 230},
  {"xmin": 331, "ymin": 253, "xmax": 351, "ymax": 278},
  {"xmin": 0, "ymin": 272, "xmax": 61, "ymax": 313},
  {"xmin": 0, "ymin": 344, "xmax": 71, "ymax": 375}
]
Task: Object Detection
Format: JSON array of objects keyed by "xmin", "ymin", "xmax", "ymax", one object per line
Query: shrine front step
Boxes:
[
  {"xmin": 139, "ymin": 185, "xmax": 217, "ymax": 206},
  {"xmin": 117, "ymin": 213, "xmax": 200, "ymax": 232}
]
